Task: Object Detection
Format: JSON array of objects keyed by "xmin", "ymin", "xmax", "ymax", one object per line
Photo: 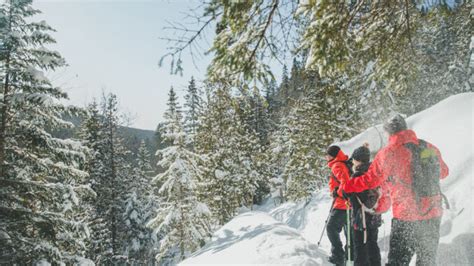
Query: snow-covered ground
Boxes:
[{"xmin": 181, "ymin": 92, "xmax": 474, "ymax": 265}]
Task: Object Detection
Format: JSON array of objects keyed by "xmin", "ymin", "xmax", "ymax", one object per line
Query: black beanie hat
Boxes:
[
  {"xmin": 352, "ymin": 143, "xmax": 370, "ymax": 163},
  {"xmin": 326, "ymin": 145, "xmax": 340, "ymax": 158},
  {"xmin": 383, "ymin": 114, "xmax": 407, "ymax": 135}
]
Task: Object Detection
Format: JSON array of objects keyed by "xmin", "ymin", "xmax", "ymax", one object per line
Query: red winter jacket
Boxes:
[
  {"xmin": 328, "ymin": 150, "xmax": 351, "ymax": 210},
  {"xmin": 343, "ymin": 130, "xmax": 449, "ymax": 221}
]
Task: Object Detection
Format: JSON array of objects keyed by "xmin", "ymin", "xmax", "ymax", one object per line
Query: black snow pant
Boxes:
[
  {"xmin": 353, "ymin": 227, "xmax": 381, "ymax": 266},
  {"xmin": 386, "ymin": 217, "xmax": 441, "ymax": 266},
  {"xmin": 327, "ymin": 209, "xmax": 354, "ymax": 262}
]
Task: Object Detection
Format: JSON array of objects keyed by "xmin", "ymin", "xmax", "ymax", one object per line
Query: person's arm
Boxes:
[
  {"xmin": 329, "ymin": 173, "xmax": 338, "ymax": 196},
  {"xmin": 343, "ymin": 153, "xmax": 385, "ymax": 193},
  {"xmin": 332, "ymin": 163, "xmax": 350, "ymax": 197}
]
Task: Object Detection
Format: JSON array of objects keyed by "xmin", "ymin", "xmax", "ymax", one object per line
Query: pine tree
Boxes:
[
  {"xmin": 235, "ymin": 87, "xmax": 271, "ymax": 202},
  {"xmin": 183, "ymin": 76, "xmax": 202, "ymax": 147},
  {"xmin": 268, "ymin": 114, "xmax": 293, "ymax": 203},
  {"xmin": 0, "ymin": 0, "xmax": 91, "ymax": 263},
  {"xmin": 80, "ymin": 101, "xmax": 112, "ymax": 262},
  {"xmin": 271, "ymin": 73, "xmax": 363, "ymax": 201},
  {"xmin": 239, "ymin": 86, "xmax": 271, "ymax": 145},
  {"xmin": 196, "ymin": 87, "xmax": 264, "ymax": 224},
  {"xmin": 264, "ymin": 78, "xmax": 277, "ymax": 112},
  {"xmin": 279, "ymin": 65, "xmax": 290, "ymax": 105},
  {"xmin": 289, "ymin": 58, "xmax": 303, "ymax": 94},
  {"xmin": 99, "ymin": 93, "xmax": 132, "ymax": 264},
  {"xmin": 281, "ymin": 100, "xmax": 319, "ymax": 201},
  {"xmin": 122, "ymin": 140, "xmax": 155, "ymax": 264},
  {"xmin": 81, "ymin": 94, "xmax": 132, "ymax": 264},
  {"xmin": 148, "ymin": 87, "xmax": 211, "ymax": 264}
]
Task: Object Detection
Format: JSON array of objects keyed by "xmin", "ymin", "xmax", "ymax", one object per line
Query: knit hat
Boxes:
[
  {"xmin": 351, "ymin": 143, "xmax": 370, "ymax": 163},
  {"xmin": 326, "ymin": 145, "xmax": 340, "ymax": 158},
  {"xmin": 383, "ymin": 114, "xmax": 407, "ymax": 135}
]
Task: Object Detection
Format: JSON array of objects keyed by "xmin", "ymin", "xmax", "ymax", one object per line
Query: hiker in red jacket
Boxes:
[
  {"xmin": 326, "ymin": 145, "xmax": 353, "ymax": 265},
  {"xmin": 343, "ymin": 114, "xmax": 449, "ymax": 265}
]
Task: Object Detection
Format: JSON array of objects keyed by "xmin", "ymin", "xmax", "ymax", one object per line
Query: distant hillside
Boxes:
[
  {"xmin": 52, "ymin": 115, "xmax": 161, "ymax": 166},
  {"xmin": 119, "ymin": 125, "xmax": 159, "ymax": 163},
  {"xmin": 120, "ymin": 126, "xmax": 156, "ymax": 141}
]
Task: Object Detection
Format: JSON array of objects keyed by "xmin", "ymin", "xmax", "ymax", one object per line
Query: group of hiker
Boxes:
[{"xmin": 325, "ymin": 114, "xmax": 449, "ymax": 266}]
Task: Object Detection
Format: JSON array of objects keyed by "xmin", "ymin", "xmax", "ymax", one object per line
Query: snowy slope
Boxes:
[
  {"xmin": 181, "ymin": 212, "xmax": 327, "ymax": 265},
  {"xmin": 181, "ymin": 92, "xmax": 474, "ymax": 265}
]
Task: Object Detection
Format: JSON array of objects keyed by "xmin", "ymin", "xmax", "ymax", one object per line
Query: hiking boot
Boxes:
[{"xmin": 328, "ymin": 255, "xmax": 344, "ymax": 265}]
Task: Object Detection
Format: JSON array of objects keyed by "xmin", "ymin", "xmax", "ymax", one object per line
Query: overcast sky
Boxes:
[{"xmin": 34, "ymin": 0, "xmax": 211, "ymax": 130}]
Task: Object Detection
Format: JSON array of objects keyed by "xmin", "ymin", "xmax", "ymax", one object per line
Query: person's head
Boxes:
[
  {"xmin": 351, "ymin": 143, "xmax": 370, "ymax": 168},
  {"xmin": 326, "ymin": 145, "xmax": 340, "ymax": 161},
  {"xmin": 383, "ymin": 114, "xmax": 407, "ymax": 135}
]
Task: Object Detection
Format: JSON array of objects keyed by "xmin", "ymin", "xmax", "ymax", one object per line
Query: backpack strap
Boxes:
[{"xmin": 355, "ymin": 196, "xmax": 368, "ymax": 244}]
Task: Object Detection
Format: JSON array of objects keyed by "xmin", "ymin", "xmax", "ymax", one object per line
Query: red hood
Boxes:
[
  {"xmin": 388, "ymin": 129, "xmax": 419, "ymax": 147},
  {"xmin": 328, "ymin": 149, "xmax": 349, "ymax": 168}
]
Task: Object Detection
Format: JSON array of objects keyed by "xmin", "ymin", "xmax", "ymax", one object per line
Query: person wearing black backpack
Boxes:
[
  {"xmin": 343, "ymin": 114, "xmax": 449, "ymax": 266},
  {"xmin": 346, "ymin": 143, "xmax": 382, "ymax": 266},
  {"xmin": 325, "ymin": 145, "xmax": 353, "ymax": 265}
]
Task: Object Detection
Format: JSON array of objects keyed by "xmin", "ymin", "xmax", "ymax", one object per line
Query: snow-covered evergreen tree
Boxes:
[
  {"xmin": 270, "ymin": 76, "xmax": 362, "ymax": 201},
  {"xmin": 80, "ymin": 101, "xmax": 112, "ymax": 261},
  {"xmin": 148, "ymin": 87, "xmax": 211, "ymax": 264},
  {"xmin": 268, "ymin": 114, "xmax": 292, "ymax": 203},
  {"xmin": 196, "ymin": 87, "xmax": 264, "ymax": 224},
  {"xmin": 99, "ymin": 93, "xmax": 132, "ymax": 264},
  {"xmin": 0, "ymin": 0, "xmax": 92, "ymax": 264},
  {"xmin": 235, "ymin": 87, "xmax": 271, "ymax": 203},
  {"xmin": 80, "ymin": 94, "xmax": 132, "ymax": 264},
  {"xmin": 183, "ymin": 76, "xmax": 202, "ymax": 147},
  {"xmin": 264, "ymin": 78, "xmax": 278, "ymax": 114},
  {"xmin": 279, "ymin": 65, "xmax": 290, "ymax": 106},
  {"xmin": 281, "ymin": 101, "xmax": 319, "ymax": 201},
  {"xmin": 122, "ymin": 140, "xmax": 155, "ymax": 264}
]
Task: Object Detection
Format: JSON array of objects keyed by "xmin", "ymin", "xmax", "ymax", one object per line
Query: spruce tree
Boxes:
[
  {"xmin": 183, "ymin": 76, "xmax": 202, "ymax": 147},
  {"xmin": 81, "ymin": 94, "xmax": 132, "ymax": 264},
  {"xmin": 268, "ymin": 114, "xmax": 293, "ymax": 203},
  {"xmin": 0, "ymin": 0, "xmax": 91, "ymax": 263},
  {"xmin": 235, "ymin": 88, "xmax": 270, "ymax": 203},
  {"xmin": 99, "ymin": 93, "xmax": 131, "ymax": 264},
  {"xmin": 196, "ymin": 87, "xmax": 263, "ymax": 224},
  {"xmin": 80, "ymin": 101, "xmax": 112, "ymax": 262},
  {"xmin": 271, "ymin": 72, "xmax": 363, "ymax": 200},
  {"xmin": 148, "ymin": 87, "xmax": 211, "ymax": 264},
  {"xmin": 264, "ymin": 78, "xmax": 277, "ymax": 113},
  {"xmin": 122, "ymin": 140, "xmax": 155, "ymax": 264},
  {"xmin": 279, "ymin": 65, "xmax": 290, "ymax": 106}
]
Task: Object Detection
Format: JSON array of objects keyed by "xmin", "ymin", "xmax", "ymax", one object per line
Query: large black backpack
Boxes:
[{"xmin": 404, "ymin": 139, "xmax": 448, "ymax": 212}]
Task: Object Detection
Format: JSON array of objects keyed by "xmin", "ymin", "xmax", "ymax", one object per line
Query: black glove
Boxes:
[{"xmin": 332, "ymin": 187, "xmax": 339, "ymax": 198}]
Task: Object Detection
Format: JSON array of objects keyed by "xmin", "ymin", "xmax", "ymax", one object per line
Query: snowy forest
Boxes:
[{"xmin": 0, "ymin": 0, "xmax": 472, "ymax": 265}]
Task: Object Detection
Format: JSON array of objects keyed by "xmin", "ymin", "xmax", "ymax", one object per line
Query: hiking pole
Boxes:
[
  {"xmin": 317, "ymin": 197, "xmax": 337, "ymax": 247},
  {"xmin": 346, "ymin": 200, "xmax": 353, "ymax": 266}
]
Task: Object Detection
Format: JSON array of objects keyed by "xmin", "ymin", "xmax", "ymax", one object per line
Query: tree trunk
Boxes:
[
  {"xmin": 0, "ymin": 57, "xmax": 11, "ymax": 178},
  {"xmin": 0, "ymin": 4, "xmax": 14, "ymax": 178},
  {"xmin": 179, "ymin": 184, "xmax": 185, "ymax": 260},
  {"xmin": 109, "ymin": 111, "xmax": 117, "ymax": 256}
]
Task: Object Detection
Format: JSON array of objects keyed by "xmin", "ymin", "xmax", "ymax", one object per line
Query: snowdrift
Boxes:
[
  {"xmin": 181, "ymin": 92, "xmax": 474, "ymax": 265},
  {"xmin": 181, "ymin": 212, "xmax": 326, "ymax": 265}
]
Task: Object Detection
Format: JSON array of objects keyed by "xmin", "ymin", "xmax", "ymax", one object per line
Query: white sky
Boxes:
[{"xmin": 34, "ymin": 0, "xmax": 212, "ymax": 130}]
